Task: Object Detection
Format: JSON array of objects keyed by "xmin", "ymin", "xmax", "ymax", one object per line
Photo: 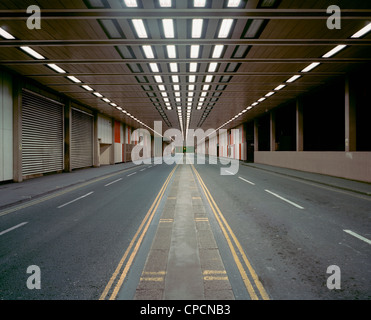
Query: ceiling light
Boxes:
[
  {"xmin": 166, "ymin": 45, "xmax": 177, "ymax": 58},
  {"xmin": 188, "ymin": 92, "xmax": 194, "ymax": 97},
  {"xmin": 274, "ymin": 84, "xmax": 286, "ymax": 91},
  {"xmin": 212, "ymin": 45, "xmax": 224, "ymax": 58},
  {"xmin": 111, "ymin": 103, "xmax": 118, "ymax": 107},
  {"xmin": 258, "ymin": 97, "xmax": 266, "ymax": 102},
  {"xmin": 286, "ymin": 75, "xmax": 301, "ymax": 83},
  {"xmin": 188, "ymin": 85, "xmax": 195, "ymax": 90},
  {"xmin": 161, "ymin": 92, "xmax": 168, "ymax": 97},
  {"xmin": 142, "ymin": 45, "xmax": 155, "ymax": 58},
  {"xmin": 47, "ymin": 64, "xmax": 66, "ymax": 74},
  {"xmin": 205, "ymin": 75, "xmax": 213, "ymax": 82},
  {"xmin": 124, "ymin": 0, "xmax": 138, "ymax": 7},
  {"xmin": 301, "ymin": 62, "xmax": 320, "ymax": 73},
  {"xmin": 169, "ymin": 62, "xmax": 178, "ymax": 72},
  {"xmin": 351, "ymin": 22, "xmax": 371, "ymax": 38},
  {"xmin": 190, "ymin": 45, "xmax": 200, "ymax": 58},
  {"xmin": 102, "ymin": 98, "xmax": 111, "ymax": 103},
  {"xmin": 176, "ymin": 98, "xmax": 181, "ymax": 102},
  {"xmin": 252, "ymin": 102, "xmax": 258, "ymax": 106},
  {"xmin": 20, "ymin": 46, "xmax": 45, "ymax": 60},
  {"xmin": 227, "ymin": 0, "xmax": 241, "ymax": 7},
  {"xmin": 189, "ymin": 75, "xmax": 196, "ymax": 82},
  {"xmin": 163, "ymin": 19, "xmax": 175, "ymax": 38},
  {"xmin": 154, "ymin": 75, "xmax": 163, "ymax": 83},
  {"xmin": 265, "ymin": 91, "xmax": 275, "ymax": 97},
  {"xmin": 175, "ymin": 92, "xmax": 181, "ymax": 97},
  {"xmin": 202, "ymin": 85, "xmax": 210, "ymax": 90},
  {"xmin": 0, "ymin": 27, "xmax": 15, "ymax": 39},
  {"xmin": 194, "ymin": 0, "xmax": 206, "ymax": 7},
  {"xmin": 189, "ymin": 63, "xmax": 198, "ymax": 72},
  {"xmin": 201, "ymin": 92, "xmax": 207, "ymax": 97},
  {"xmin": 158, "ymin": 85, "xmax": 166, "ymax": 91},
  {"xmin": 166, "ymin": 106, "xmax": 172, "ymax": 110},
  {"xmin": 192, "ymin": 19, "xmax": 203, "ymax": 38},
  {"xmin": 93, "ymin": 92, "xmax": 103, "ymax": 98},
  {"xmin": 82, "ymin": 85, "xmax": 94, "ymax": 91},
  {"xmin": 218, "ymin": 19, "xmax": 234, "ymax": 38},
  {"xmin": 173, "ymin": 85, "xmax": 180, "ymax": 91},
  {"xmin": 67, "ymin": 76, "xmax": 82, "ymax": 83},
  {"xmin": 132, "ymin": 19, "xmax": 148, "ymax": 38},
  {"xmin": 208, "ymin": 63, "xmax": 218, "ymax": 72},
  {"xmin": 172, "ymin": 75, "xmax": 180, "ymax": 82},
  {"xmin": 159, "ymin": 0, "xmax": 172, "ymax": 7},
  {"xmin": 322, "ymin": 45, "xmax": 347, "ymax": 58},
  {"xmin": 149, "ymin": 63, "xmax": 160, "ymax": 72}
]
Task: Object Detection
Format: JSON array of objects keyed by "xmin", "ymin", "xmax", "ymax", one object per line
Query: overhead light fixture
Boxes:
[
  {"xmin": 322, "ymin": 45, "xmax": 347, "ymax": 58},
  {"xmin": 192, "ymin": 19, "xmax": 203, "ymax": 38},
  {"xmin": 154, "ymin": 75, "xmax": 163, "ymax": 83},
  {"xmin": 124, "ymin": 0, "xmax": 138, "ymax": 7},
  {"xmin": 102, "ymin": 98, "xmax": 111, "ymax": 103},
  {"xmin": 252, "ymin": 102, "xmax": 258, "ymax": 106},
  {"xmin": 67, "ymin": 76, "xmax": 82, "ymax": 83},
  {"xmin": 258, "ymin": 97, "xmax": 266, "ymax": 102},
  {"xmin": 159, "ymin": 0, "xmax": 172, "ymax": 7},
  {"xmin": 205, "ymin": 75, "xmax": 213, "ymax": 82},
  {"xmin": 172, "ymin": 75, "xmax": 180, "ymax": 82},
  {"xmin": 218, "ymin": 19, "xmax": 234, "ymax": 38},
  {"xmin": 158, "ymin": 84, "xmax": 166, "ymax": 91},
  {"xmin": 188, "ymin": 85, "xmax": 195, "ymax": 91},
  {"xmin": 163, "ymin": 19, "xmax": 175, "ymax": 38},
  {"xmin": 351, "ymin": 22, "xmax": 371, "ymax": 38},
  {"xmin": 227, "ymin": 0, "xmax": 241, "ymax": 7},
  {"xmin": 265, "ymin": 91, "xmax": 275, "ymax": 97},
  {"xmin": 82, "ymin": 85, "xmax": 94, "ymax": 91},
  {"xmin": 149, "ymin": 63, "xmax": 160, "ymax": 72},
  {"xmin": 274, "ymin": 84, "xmax": 286, "ymax": 91},
  {"xmin": 286, "ymin": 75, "xmax": 301, "ymax": 83},
  {"xmin": 20, "ymin": 46, "xmax": 45, "ymax": 60},
  {"xmin": 47, "ymin": 64, "xmax": 66, "ymax": 74},
  {"xmin": 301, "ymin": 62, "xmax": 320, "ymax": 73},
  {"xmin": 169, "ymin": 62, "xmax": 178, "ymax": 72},
  {"xmin": 208, "ymin": 62, "xmax": 218, "ymax": 72},
  {"xmin": 190, "ymin": 45, "xmax": 200, "ymax": 58},
  {"xmin": 202, "ymin": 85, "xmax": 210, "ymax": 90},
  {"xmin": 0, "ymin": 27, "xmax": 15, "ymax": 39},
  {"xmin": 189, "ymin": 75, "xmax": 196, "ymax": 82},
  {"xmin": 212, "ymin": 45, "xmax": 224, "ymax": 58},
  {"xmin": 142, "ymin": 45, "xmax": 155, "ymax": 58},
  {"xmin": 194, "ymin": 0, "xmax": 206, "ymax": 7},
  {"xmin": 189, "ymin": 62, "xmax": 198, "ymax": 72},
  {"xmin": 173, "ymin": 84, "xmax": 180, "ymax": 91},
  {"xmin": 111, "ymin": 103, "xmax": 118, "ymax": 107},
  {"xmin": 132, "ymin": 19, "xmax": 148, "ymax": 38},
  {"xmin": 93, "ymin": 92, "xmax": 103, "ymax": 98},
  {"xmin": 166, "ymin": 45, "xmax": 177, "ymax": 58}
]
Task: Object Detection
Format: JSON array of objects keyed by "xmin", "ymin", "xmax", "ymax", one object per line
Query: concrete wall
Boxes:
[
  {"xmin": 0, "ymin": 72, "xmax": 13, "ymax": 181},
  {"xmin": 255, "ymin": 151, "xmax": 371, "ymax": 183}
]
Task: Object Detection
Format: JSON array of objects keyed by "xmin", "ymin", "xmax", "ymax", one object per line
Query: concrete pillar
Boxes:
[
  {"xmin": 345, "ymin": 76, "xmax": 356, "ymax": 152},
  {"xmin": 110, "ymin": 117, "xmax": 115, "ymax": 165},
  {"xmin": 254, "ymin": 119, "xmax": 259, "ymax": 152},
  {"xmin": 270, "ymin": 111, "xmax": 276, "ymax": 151},
  {"xmin": 93, "ymin": 111, "xmax": 100, "ymax": 167},
  {"xmin": 296, "ymin": 98, "xmax": 304, "ymax": 151},
  {"xmin": 12, "ymin": 79, "xmax": 23, "ymax": 183},
  {"xmin": 64, "ymin": 100, "xmax": 72, "ymax": 172}
]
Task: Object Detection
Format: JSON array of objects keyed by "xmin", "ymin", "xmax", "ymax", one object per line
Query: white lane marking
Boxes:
[
  {"xmin": 104, "ymin": 178, "xmax": 122, "ymax": 187},
  {"xmin": 127, "ymin": 172, "xmax": 137, "ymax": 177},
  {"xmin": 0, "ymin": 222, "xmax": 28, "ymax": 236},
  {"xmin": 147, "ymin": 166, "xmax": 152, "ymax": 168},
  {"xmin": 140, "ymin": 169, "xmax": 146, "ymax": 172},
  {"xmin": 238, "ymin": 176, "xmax": 256, "ymax": 185},
  {"xmin": 57, "ymin": 191, "xmax": 94, "ymax": 209},
  {"xmin": 225, "ymin": 170, "xmax": 235, "ymax": 175},
  {"xmin": 344, "ymin": 230, "xmax": 371, "ymax": 245},
  {"xmin": 265, "ymin": 189, "xmax": 305, "ymax": 209}
]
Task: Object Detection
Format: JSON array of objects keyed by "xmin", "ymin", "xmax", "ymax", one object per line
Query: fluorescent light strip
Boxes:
[
  {"xmin": 208, "ymin": 62, "xmax": 218, "ymax": 72},
  {"xmin": 265, "ymin": 91, "xmax": 275, "ymax": 97},
  {"xmin": 212, "ymin": 45, "xmax": 224, "ymax": 58},
  {"xmin": 301, "ymin": 62, "xmax": 320, "ymax": 73},
  {"xmin": 205, "ymin": 75, "xmax": 213, "ymax": 82},
  {"xmin": 351, "ymin": 22, "xmax": 371, "ymax": 38},
  {"xmin": 322, "ymin": 45, "xmax": 347, "ymax": 58},
  {"xmin": 93, "ymin": 92, "xmax": 103, "ymax": 98},
  {"xmin": 124, "ymin": 0, "xmax": 138, "ymax": 7},
  {"xmin": 189, "ymin": 75, "xmax": 196, "ymax": 82},
  {"xmin": 0, "ymin": 27, "xmax": 15, "ymax": 39},
  {"xmin": 189, "ymin": 63, "xmax": 198, "ymax": 72},
  {"xmin": 218, "ymin": 19, "xmax": 234, "ymax": 38},
  {"xmin": 166, "ymin": 45, "xmax": 177, "ymax": 58},
  {"xmin": 47, "ymin": 64, "xmax": 66, "ymax": 74},
  {"xmin": 20, "ymin": 46, "xmax": 45, "ymax": 60},
  {"xmin": 132, "ymin": 19, "xmax": 148, "ymax": 38},
  {"xmin": 82, "ymin": 85, "xmax": 93, "ymax": 91},
  {"xmin": 154, "ymin": 75, "xmax": 163, "ymax": 83},
  {"xmin": 258, "ymin": 97, "xmax": 266, "ymax": 102},
  {"xmin": 227, "ymin": 0, "xmax": 241, "ymax": 7},
  {"xmin": 102, "ymin": 98, "xmax": 111, "ymax": 103},
  {"xmin": 190, "ymin": 45, "xmax": 200, "ymax": 58},
  {"xmin": 192, "ymin": 19, "xmax": 203, "ymax": 38},
  {"xmin": 194, "ymin": 0, "xmax": 206, "ymax": 7},
  {"xmin": 286, "ymin": 75, "xmax": 301, "ymax": 83},
  {"xmin": 142, "ymin": 45, "xmax": 154, "ymax": 58},
  {"xmin": 274, "ymin": 84, "xmax": 286, "ymax": 91},
  {"xmin": 169, "ymin": 62, "xmax": 178, "ymax": 72},
  {"xmin": 149, "ymin": 63, "xmax": 160, "ymax": 72},
  {"xmin": 67, "ymin": 76, "xmax": 82, "ymax": 83},
  {"xmin": 159, "ymin": 0, "xmax": 172, "ymax": 7},
  {"xmin": 172, "ymin": 75, "xmax": 180, "ymax": 82},
  {"xmin": 163, "ymin": 19, "xmax": 175, "ymax": 38}
]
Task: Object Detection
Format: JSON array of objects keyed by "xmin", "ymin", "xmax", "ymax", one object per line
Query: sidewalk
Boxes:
[
  {"xmin": 242, "ymin": 162, "xmax": 371, "ymax": 196},
  {"xmin": 0, "ymin": 162, "xmax": 142, "ymax": 210}
]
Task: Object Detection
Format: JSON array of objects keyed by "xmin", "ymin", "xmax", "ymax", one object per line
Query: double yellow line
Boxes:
[
  {"xmin": 99, "ymin": 165, "xmax": 177, "ymax": 300},
  {"xmin": 191, "ymin": 164, "xmax": 269, "ymax": 300}
]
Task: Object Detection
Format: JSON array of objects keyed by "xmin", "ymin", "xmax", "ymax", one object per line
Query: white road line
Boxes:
[
  {"xmin": 225, "ymin": 170, "xmax": 235, "ymax": 175},
  {"xmin": 104, "ymin": 178, "xmax": 122, "ymax": 187},
  {"xmin": 57, "ymin": 191, "xmax": 94, "ymax": 209},
  {"xmin": 148, "ymin": 166, "xmax": 152, "ymax": 168},
  {"xmin": 344, "ymin": 230, "xmax": 371, "ymax": 245},
  {"xmin": 238, "ymin": 176, "xmax": 256, "ymax": 185},
  {"xmin": 140, "ymin": 169, "xmax": 146, "ymax": 172},
  {"xmin": 0, "ymin": 222, "xmax": 28, "ymax": 236},
  {"xmin": 265, "ymin": 189, "xmax": 305, "ymax": 209},
  {"xmin": 127, "ymin": 172, "xmax": 137, "ymax": 177}
]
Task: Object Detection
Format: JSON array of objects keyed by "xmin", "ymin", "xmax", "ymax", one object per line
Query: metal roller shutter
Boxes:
[
  {"xmin": 71, "ymin": 108, "xmax": 93, "ymax": 169},
  {"xmin": 21, "ymin": 90, "xmax": 64, "ymax": 176}
]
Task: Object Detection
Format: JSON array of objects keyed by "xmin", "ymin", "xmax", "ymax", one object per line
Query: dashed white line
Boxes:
[
  {"xmin": 344, "ymin": 230, "xmax": 371, "ymax": 245},
  {"xmin": 225, "ymin": 170, "xmax": 235, "ymax": 175},
  {"xmin": 0, "ymin": 222, "xmax": 28, "ymax": 236},
  {"xmin": 140, "ymin": 169, "xmax": 146, "ymax": 172},
  {"xmin": 265, "ymin": 189, "xmax": 305, "ymax": 209},
  {"xmin": 127, "ymin": 172, "xmax": 137, "ymax": 177},
  {"xmin": 238, "ymin": 176, "xmax": 256, "ymax": 185},
  {"xmin": 104, "ymin": 178, "xmax": 122, "ymax": 187},
  {"xmin": 57, "ymin": 191, "xmax": 94, "ymax": 209}
]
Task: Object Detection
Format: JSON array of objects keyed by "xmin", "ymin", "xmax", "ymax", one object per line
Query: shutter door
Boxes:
[
  {"xmin": 22, "ymin": 90, "xmax": 64, "ymax": 176},
  {"xmin": 71, "ymin": 108, "xmax": 93, "ymax": 169}
]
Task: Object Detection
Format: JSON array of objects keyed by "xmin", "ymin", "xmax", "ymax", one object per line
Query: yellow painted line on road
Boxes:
[
  {"xmin": 204, "ymin": 276, "xmax": 229, "ymax": 281},
  {"xmin": 140, "ymin": 277, "xmax": 164, "ymax": 282},
  {"xmin": 192, "ymin": 165, "xmax": 269, "ymax": 301},
  {"xmin": 99, "ymin": 165, "xmax": 177, "ymax": 300},
  {"xmin": 203, "ymin": 270, "xmax": 227, "ymax": 275}
]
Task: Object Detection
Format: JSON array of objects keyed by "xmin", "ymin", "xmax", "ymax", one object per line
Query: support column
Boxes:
[
  {"xmin": 296, "ymin": 98, "xmax": 304, "ymax": 151},
  {"xmin": 12, "ymin": 79, "xmax": 23, "ymax": 183},
  {"xmin": 254, "ymin": 119, "xmax": 259, "ymax": 152},
  {"xmin": 64, "ymin": 100, "xmax": 72, "ymax": 172},
  {"xmin": 270, "ymin": 111, "xmax": 276, "ymax": 151},
  {"xmin": 110, "ymin": 117, "xmax": 115, "ymax": 165},
  {"xmin": 93, "ymin": 111, "xmax": 100, "ymax": 167},
  {"xmin": 345, "ymin": 76, "xmax": 356, "ymax": 152}
]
